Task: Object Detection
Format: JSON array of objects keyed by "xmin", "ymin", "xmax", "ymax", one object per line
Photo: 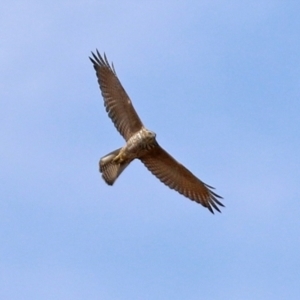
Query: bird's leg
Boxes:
[{"xmin": 112, "ymin": 149, "xmax": 126, "ymax": 164}]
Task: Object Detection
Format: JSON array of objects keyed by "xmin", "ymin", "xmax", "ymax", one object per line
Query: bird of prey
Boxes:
[{"xmin": 89, "ymin": 50, "xmax": 224, "ymax": 213}]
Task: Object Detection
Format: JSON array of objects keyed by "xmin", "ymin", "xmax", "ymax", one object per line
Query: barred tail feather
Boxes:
[{"xmin": 99, "ymin": 148, "xmax": 130, "ymax": 185}]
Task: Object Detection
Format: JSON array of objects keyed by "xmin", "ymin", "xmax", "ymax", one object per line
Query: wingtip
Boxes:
[
  {"xmin": 207, "ymin": 206, "xmax": 215, "ymax": 214},
  {"xmin": 89, "ymin": 49, "xmax": 116, "ymax": 74}
]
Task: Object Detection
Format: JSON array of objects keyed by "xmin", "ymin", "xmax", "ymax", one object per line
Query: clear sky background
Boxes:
[{"xmin": 1, "ymin": 1, "xmax": 300, "ymax": 299}]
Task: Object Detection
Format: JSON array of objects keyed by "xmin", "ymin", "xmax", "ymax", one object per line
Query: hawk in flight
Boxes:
[{"xmin": 90, "ymin": 50, "xmax": 224, "ymax": 213}]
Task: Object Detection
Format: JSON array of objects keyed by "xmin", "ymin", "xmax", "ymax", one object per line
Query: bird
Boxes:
[{"xmin": 89, "ymin": 50, "xmax": 224, "ymax": 213}]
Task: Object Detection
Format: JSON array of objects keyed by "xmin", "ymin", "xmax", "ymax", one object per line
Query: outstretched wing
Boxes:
[
  {"xmin": 140, "ymin": 145, "xmax": 224, "ymax": 213},
  {"xmin": 90, "ymin": 50, "xmax": 144, "ymax": 141}
]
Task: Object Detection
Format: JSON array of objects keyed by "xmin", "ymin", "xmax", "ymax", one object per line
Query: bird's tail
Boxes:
[{"xmin": 99, "ymin": 148, "xmax": 130, "ymax": 185}]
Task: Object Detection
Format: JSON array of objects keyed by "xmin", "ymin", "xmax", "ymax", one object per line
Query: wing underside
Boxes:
[
  {"xmin": 90, "ymin": 50, "xmax": 144, "ymax": 140},
  {"xmin": 141, "ymin": 145, "xmax": 224, "ymax": 213}
]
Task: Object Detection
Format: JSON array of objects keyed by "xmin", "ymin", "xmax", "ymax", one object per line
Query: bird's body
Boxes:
[
  {"xmin": 90, "ymin": 50, "xmax": 224, "ymax": 213},
  {"xmin": 100, "ymin": 128, "xmax": 157, "ymax": 185},
  {"xmin": 120, "ymin": 127, "xmax": 157, "ymax": 158}
]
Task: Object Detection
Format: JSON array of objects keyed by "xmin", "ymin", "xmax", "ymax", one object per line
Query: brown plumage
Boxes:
[{"xmin": 90, "ymin": 50, "xmax": 224, "ymax": 213}]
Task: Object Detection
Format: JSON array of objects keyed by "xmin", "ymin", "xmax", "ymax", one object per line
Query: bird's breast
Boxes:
[{"xmin": 123, "ymin": 128, "xmax": 157, "ymax": 159}]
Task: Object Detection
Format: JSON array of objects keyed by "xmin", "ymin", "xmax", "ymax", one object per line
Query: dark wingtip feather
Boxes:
[
  {"xmin": 207, "ymin": 205, "xmax": 214, "ymax": 214},
  {"xmin": 89, "ymin": 49, "xmax": 116, "ymax": 75}
]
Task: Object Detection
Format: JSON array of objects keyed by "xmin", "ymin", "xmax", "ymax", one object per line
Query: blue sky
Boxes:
[{"xmin": 1, "ymin": 1, "xmax": 300, "ymax": 299}]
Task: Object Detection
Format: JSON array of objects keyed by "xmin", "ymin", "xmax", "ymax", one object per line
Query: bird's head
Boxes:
[{"xmin": 145, "ymin": 130, "xmax": 156, "ymax": 140}]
